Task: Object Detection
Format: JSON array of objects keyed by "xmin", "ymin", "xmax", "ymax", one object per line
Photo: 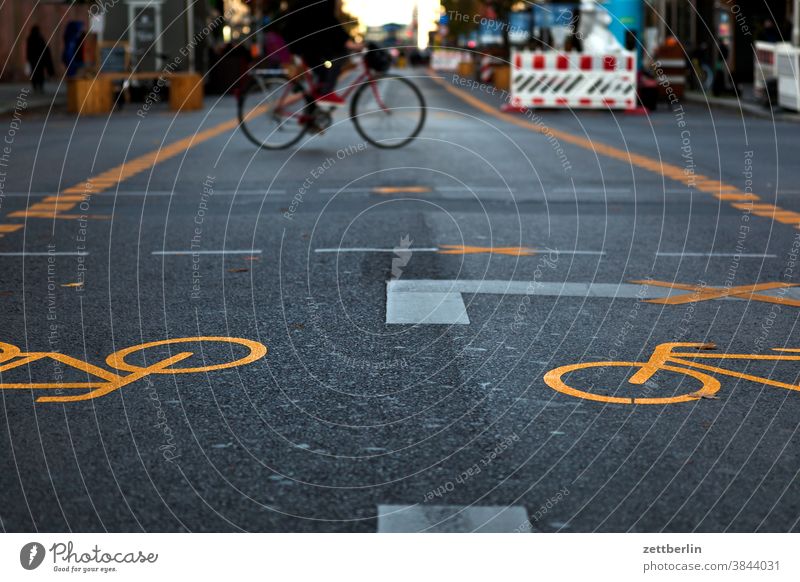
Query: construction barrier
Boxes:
[
  {"xmin": 754, "ymin": 41, "xmax": 789, "ymax": 101},
  {"xmin": 777, "ymin": 46, "xmax": 800, "ymax": 111},
  {"xmin": 431, "ymin": 49, "xmax": 471, "ymax": 72},
  {"xmin": 479, "ymin": 55, "xmax": 496, "ymax": 83},
  {"xmin": 652, "ymin": 39, "xmax": 686, "ymax": 99},
  {"xmin": 506, "ymin": 49, "xmax": 637, "ymax": 110}
]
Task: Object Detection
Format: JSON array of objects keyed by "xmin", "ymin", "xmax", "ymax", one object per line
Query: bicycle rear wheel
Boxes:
[
  {"xmin": 543, "ymin": 361, "xmax": 720, "ymax": 405},
  {"xmin": 350, "ymin": 74, "xmax": 426, "ymax": 149},
  {"xmin": 238, "ymin": 76, "xmax": 310, "ymax": 150}
]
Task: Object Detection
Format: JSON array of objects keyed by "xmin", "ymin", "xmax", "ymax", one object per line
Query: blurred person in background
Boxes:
[
  {"xmin": 26, "ymin": 26, "xmax": 55, "ymax": 93},
  {"xmin": 62, "ymin": 21, "xmax": 85, "ymax": 78}
]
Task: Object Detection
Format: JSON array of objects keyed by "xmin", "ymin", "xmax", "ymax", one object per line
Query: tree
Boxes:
[
  {"xmin": 486, "ymin": 1, "xmax": 525, "ymax": 54},
  {"xmin": 440, "ymin": 0, "xmax": 481, "ymax": 44}
]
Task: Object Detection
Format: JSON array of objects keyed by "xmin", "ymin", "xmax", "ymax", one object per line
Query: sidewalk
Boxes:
[
  {"xmin": 684, "ymin": 88, "xmax": 800, "ymax": 122},
  {"xmin": 0, "ymin": 82, "xmax": 65, "ymax": 115}
]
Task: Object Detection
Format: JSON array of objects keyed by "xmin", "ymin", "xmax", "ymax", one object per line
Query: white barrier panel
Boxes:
[
  {"xmin": 508, "ymin": 50, "xmax": 637, "ymax": 110},
  {"xmin": 431, "ymin": 49, "xmax": 469, "ymax": 72},
  {"xmin": 777, "ymin": 47, "xmax": 800, "ymax": 111},
  {"xmin": 754, "ymin": 41, "xmax": 789, "ymax": 100}
]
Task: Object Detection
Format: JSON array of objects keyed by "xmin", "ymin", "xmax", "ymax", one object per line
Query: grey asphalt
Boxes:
[{"xmin": 1, "ymin": 68, "xmax": 799, "ymax": 532}]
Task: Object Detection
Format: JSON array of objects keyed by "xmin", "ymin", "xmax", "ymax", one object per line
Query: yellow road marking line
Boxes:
[
  {"xmin": 430, "ymin": 74, "xmax": 800, "ymax": 230},
  {"xmin": 715, "ymin": 193, "xmax": 759, "ymax": 201},
  {"xmin": 372, "ymin": 186, "xmax": 431, "ymax": 194},
  {"xmin": 437, "ymin": 244, "xmax": 536, "ymax": 256},
  {"xmin": 43, "ymin": 195, "xmax": 85, "ymax": 202},
  {"xmin": 0, "ymin": 115, "xmax": 240, "ymax": 227}
]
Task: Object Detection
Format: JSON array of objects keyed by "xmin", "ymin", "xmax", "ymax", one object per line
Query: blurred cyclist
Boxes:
[{"xmin": 279, "ymin": 0, "xmax": 360, "ymax": 105}]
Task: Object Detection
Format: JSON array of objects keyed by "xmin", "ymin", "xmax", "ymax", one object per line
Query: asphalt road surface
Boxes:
[{"xmin": 1, "ymin": 69, "xmax": 799, "ymax": 532}]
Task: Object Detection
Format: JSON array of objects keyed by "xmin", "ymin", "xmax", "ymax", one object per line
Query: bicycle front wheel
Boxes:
[
  {"xmin": 543, "ymin": 361, "xmax": 721, "ymax": 405},
  {"xmin": 350, "ymin": 74, "xmax": 426, "ymax": 149},
  {"xmin": 238, "ymin": 76, "xmax": 310, "ymax": 150},
  {"xmin": 106, "ymin": 337, "xmax": 268, "ymax": 374}
]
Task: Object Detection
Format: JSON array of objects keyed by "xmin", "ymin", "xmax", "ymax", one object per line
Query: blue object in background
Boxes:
[
  {"xmin": 508, "ymin": 11, "xmax": 532, "ymax": 44},
  {"xmin": 62, "ymin": 21, "xmax": 84, "ymax": 78},
  {"xmin": 532, "ymin": 3, "xmax": 578, "ymax": 28},
  {"xmin": 478, "ymin": 20, "xmax": 504, "ymax": 46},
  {"xmin": 602, "ymin": 0, "xmax": 644, "ymax": 47}
]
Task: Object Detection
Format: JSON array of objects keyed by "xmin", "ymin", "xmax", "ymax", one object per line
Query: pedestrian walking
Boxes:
[{"xmin": 26, "ymin": 26, "xmax": 54, "ymax": 93}]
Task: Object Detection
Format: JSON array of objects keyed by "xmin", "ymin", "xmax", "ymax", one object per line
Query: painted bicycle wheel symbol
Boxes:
[
  {"xmin": 544, "ymin": 342, "xmax": 800, "ymax": 405},
  {"xmin": 0, "ymin": 336, "xmax": 267, "ymax": 403}
]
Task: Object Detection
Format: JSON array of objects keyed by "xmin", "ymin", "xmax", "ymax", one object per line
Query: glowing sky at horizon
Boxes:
[
  {"xmin": 343, "ymin": 0, "xmax": 439, "ymax": 27},
  {"xmin": 343, "ymin": 0, "xmax": 440, "ymax": 49}
]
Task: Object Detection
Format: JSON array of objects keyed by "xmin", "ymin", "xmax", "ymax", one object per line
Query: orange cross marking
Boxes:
[
  {"xmin": 437, "ymin": 245, "xmax": 536, "ymax": 256},
  {"xmin": 630, "ymin": 279, "xmax": 800, "ymax": 307}
]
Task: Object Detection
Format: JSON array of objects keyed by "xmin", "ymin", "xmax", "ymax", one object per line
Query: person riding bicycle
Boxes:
[{"xmin": 279, "ymin": 0, "xmax": 359, "ymax": 105}]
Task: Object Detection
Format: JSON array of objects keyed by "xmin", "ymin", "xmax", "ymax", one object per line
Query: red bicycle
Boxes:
[{"xmin": 237, "ymin": 51, "xmax": 426, "ymax": 150}]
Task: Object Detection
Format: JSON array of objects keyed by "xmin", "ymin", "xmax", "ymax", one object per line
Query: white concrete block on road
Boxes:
[
  {"xmin": 385, "ymin": 290, "xmax": 469, "ymax": 325},
  {"xmin": 377, "ymin": 504, "xmax": 529, "ymax": 533}
]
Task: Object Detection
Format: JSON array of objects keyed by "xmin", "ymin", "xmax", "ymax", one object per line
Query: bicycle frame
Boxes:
[
  {"xmin": 253, "ymin": 55, "xmax": 391, "ymax": 124},
  {"xmin": 629, "ymin": 342, "xmax": 800, "ymax": 392},
  {"xmin": 296, "ymin": 55, "xmax": 388, "ymax": 107}
]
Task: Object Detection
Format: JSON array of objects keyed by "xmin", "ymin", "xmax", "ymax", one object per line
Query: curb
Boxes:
[{"xmin": 683, "ymin": 90, "xmax": 800, "ymax": 122}]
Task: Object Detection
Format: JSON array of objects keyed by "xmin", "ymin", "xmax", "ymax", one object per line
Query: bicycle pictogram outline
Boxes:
[
  {"xmin": 544, "ymin": 342, "xmax": 800, "ymax": 404},
  {"xmin": 0, "ymin": 336, "xmax": 268, "ymax": 403}
]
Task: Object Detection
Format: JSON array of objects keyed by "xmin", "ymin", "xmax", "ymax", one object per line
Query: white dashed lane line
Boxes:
[
  {"xmin": 0, "ymin": 252, "xmax": 89, "ymax": 257},
  {"xmin": 151, "ymin": 250, "xmax": 262, "ymax": 256},
  {"xmin": 314, "ymin": 247, "xmax": 605, "ymax": 255},
  {"xmin": 656, "ymin": 252, "xmax": 777, "ymax": 258}
]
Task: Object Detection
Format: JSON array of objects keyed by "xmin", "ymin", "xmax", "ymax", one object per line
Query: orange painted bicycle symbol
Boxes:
[
  {"xmin": 544, "ymin": 342, "xmax": 800, "ymax": 405},
  {"xmin": 0, "ymin": 336, "xmax": 267, "ymax": 403}
]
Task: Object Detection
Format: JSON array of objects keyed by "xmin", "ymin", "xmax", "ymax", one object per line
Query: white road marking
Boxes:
[
  {"xmin": 318, "ymin": 187, "xmax": 373, "ymax": 193},
  {"xmin": 0, "ymin": 192, "xmax": 61, "ymax": 197},
  {"xmin": 377, "ymin": 504, "xmax": 529, "ymax": 533},
  {"xmin": 151, "ymin": 250, "xmax": 262, "ymax": 256},
  {"xmin": 315, "ymin": 247, "xmax": 604, "ymax": 255},
  {"xmin": 550, "ymin": 187, "xmax": 691, "ymax": 195},
  {"xmin": 386, "ymin": 279, "xmax": 800, "ymax": 325},
  {"xmin": 0, "ymin": 190, "xmax": 286, "ymax": 197},
  {"xmin": 0, "ymin": 252, "xmax": 89, "ymax": 256},
  {"xmin": 436, "ymin": 186, "xmax": 511, "ymax": 192},
  {"xmin": 320, "ymin": 185, "xmax": 697, "ymax": 195},
  {"xmin": 318, "ymin": 248, "xmax": 775, "ymax": 259},
  {"xmin": 386, "ymin": 290, "xmax": 470, "ymax": 325},
  {"xmin": 657, "ymin": 252, "xmax": 777, "ymax": 258},
  {"xmin": 316, "ymin": 247, "xmax": 439, "ymax": 253}
]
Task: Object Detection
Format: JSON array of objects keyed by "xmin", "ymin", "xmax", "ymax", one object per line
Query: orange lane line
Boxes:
[{"xmin": 0, "ymin": 114, "xmax": 241, "ymax": 234}]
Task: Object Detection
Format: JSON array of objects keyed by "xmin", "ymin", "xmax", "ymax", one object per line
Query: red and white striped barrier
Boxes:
[
  {"xmin": 479, "ymin": 55, "xmax": 495, "ymax": 83},
  {"xmin": 431, "ymin": 49, "xmax": 470, "ymax": 72},
  {"xmin": 505, "ymin": 50, "xmax": 637, "ymax": 111}
]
